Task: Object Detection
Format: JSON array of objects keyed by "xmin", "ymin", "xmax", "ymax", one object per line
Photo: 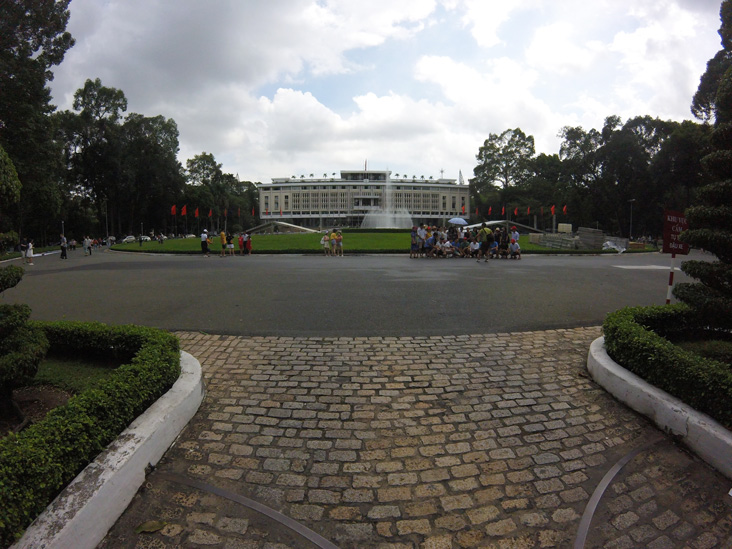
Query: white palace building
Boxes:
[{"xmin": 257, "ymin": 169, "xmax": 470, "ymax": 228}]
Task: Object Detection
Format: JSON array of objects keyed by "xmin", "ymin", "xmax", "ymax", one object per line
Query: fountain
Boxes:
[{"xmin": 360, "ymin": 175, "xmax": 413, "ymax": 229}]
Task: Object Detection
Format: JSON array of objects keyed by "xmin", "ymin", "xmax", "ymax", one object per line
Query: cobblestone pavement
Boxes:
[{"xmin": 100, "ymin": 327, "xmax": 732, "ymax": 548}]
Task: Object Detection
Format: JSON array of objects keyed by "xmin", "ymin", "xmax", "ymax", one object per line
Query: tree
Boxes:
[
  {"xmin": 691, "ymin": 2, "xmax": 732, "ymax": 122},
  {"xmin": 0, "ymin": 0, "xmax": 75, "ymax": 240},
  {"xmin": 674, "ymin": 0, "xmax": 732, "ymax": 327},
  {"xmin": 0, "ymin": 144, "xmax": 21, "ymax": 208},
  {"xmin": 473, "ymin": 128, "xmax": 535, "ymax": 194}
]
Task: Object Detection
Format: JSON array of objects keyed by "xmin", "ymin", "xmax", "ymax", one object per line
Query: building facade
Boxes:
[{"xmin": 257, "ymin": 170, "xmax": 470, "ymax": 228}]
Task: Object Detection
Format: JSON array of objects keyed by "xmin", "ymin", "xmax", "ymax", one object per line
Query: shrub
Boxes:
[
  {"xmin": 603, "ymin": 304, "xmax": 732, "ymax": 429},
  {"xmin": 0, "ymin": 266, "xmax": 49, "ymax": 419},
  {"xmin": 0, "ymin": 322, "xmax": 180, "ymax": 547}
]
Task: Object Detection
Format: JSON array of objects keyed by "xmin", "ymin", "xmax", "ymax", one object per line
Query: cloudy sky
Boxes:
[{"xmin": 50, "ymin": 0, "xmax": 723, "ymax": 184}]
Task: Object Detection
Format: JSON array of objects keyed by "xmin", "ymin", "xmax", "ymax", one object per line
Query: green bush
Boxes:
[
  {"xmin": 603, "ymin": 304, "xmax": 732, "ymax": 429},
  {"xmin": 0, "ymin": 322, "xmax": 180, "ymax": 547}
]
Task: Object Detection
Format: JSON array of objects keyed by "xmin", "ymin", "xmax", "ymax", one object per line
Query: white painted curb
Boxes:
[
  {"xmin": 587, "ymin": 336, "xmax": 732, "ymax": 480},
  {"xmin": 12, "ymin": 351, "xmax": 205, "ymax": 549}
]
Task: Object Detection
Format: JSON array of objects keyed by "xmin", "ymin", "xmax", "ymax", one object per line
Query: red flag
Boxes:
[
  {"xmin": 514, "ymin": 207, "xmax": 518, "ymax": 216},
  {"xmin": 181, "ymin": 205, "xmax": 187, "ymax": 216},
  {"xmin": 527, "ymin": 206, "xmax": 530, "ymax": 215},
  {"xmin": 208, "ymin": 208, "xmax": 212, "ymax": 218},
  {"xmin": 280, "ymin": 208, "xmax": 283, "ymax": 216},
  {"xmin": 224, "ymin": 208, "xmax": 227, "ymax": 218},
  {"xmin": 551, "ymin": 205, "xmax": 556, "ymax": 216},
  {"xmin": 171, "ymin": 205, "xmax": 176, "ymax": 216},
  {"xmin": 563, "ymin": 205, "xmax": 567, "ymax": 215},
  {"xmin": 488, "ymin": 206, "xmax": 492, "ymax": 215},
  {"xmin": 461, "ymin": 204, "xmax": 465, "ymax": 214},
  {"xmin": 475, "ymin": 207, "xmax": 478, "ymax": 215},
  {"xmin": 502, "ymin": 206, "xmax": 505, "ymax": 216},
  {"xmin": 194, "ymin": 207, "xmax": 199, "ymax": 218},
  {"xmin": 266, "ymin": 209, "xmax": 269, "ymax": 215},
  {"xmin": 252, "ymin": 207, "xmax": 255, "ymax": 216},
  {"xmin": 541, "ymin": 207, "xmax": 544, "ymax": 216}
]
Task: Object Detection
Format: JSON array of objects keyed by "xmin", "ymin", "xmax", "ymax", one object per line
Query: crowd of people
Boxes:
[
  {"xmin": 320, "ymin": 229, "xmax": 344, "ymax": 256},
  {"xmin": 410, "ymin": 223, "xmax": 521, "ymax": 261},
  {"xmin": 199, "ymin": 229, "xmax": 253, "ymax": 257}
]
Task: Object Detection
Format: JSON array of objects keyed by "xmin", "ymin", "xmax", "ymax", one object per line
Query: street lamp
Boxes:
[{"xmin": 628, "ymin": 199, "xmax": 636, "ymax": 241}]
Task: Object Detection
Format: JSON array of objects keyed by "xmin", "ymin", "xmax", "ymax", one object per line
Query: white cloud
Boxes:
[{"xmin": 49, "ymin": 0, "xmax": 722, "ymax": 183}]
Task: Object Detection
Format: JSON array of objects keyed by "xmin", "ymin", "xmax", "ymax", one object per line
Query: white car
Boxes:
[
  {"xmin": 140, "ymin": 235, "xmax": 151, "ymax": 241},
  {"xmin": 122, "ymin": 235, "xmax": 135, "ymax": 243}
]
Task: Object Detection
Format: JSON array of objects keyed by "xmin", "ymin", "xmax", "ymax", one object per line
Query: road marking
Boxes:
[{"xmin": 612, "ymin": 265, "xmax": 681, "ymax": 270}]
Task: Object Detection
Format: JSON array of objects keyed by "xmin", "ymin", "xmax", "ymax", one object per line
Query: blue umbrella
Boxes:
[{"xmin": 448, "ymin": 217, "xmax": 468, "ymax": 225}]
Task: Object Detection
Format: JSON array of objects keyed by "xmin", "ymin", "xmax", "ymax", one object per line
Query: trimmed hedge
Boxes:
[
  {"xmin": 0, "ymin": 322, "xmax": 180, "ymax": 547},
  {"xmin": 603, "ymin": 304, "xmax": 732, "ymax": 429}
]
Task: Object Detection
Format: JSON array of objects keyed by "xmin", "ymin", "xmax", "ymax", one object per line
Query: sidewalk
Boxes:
[{"xmin": 99, "ymin": 327, "xmax": 732, "ymax": 548}]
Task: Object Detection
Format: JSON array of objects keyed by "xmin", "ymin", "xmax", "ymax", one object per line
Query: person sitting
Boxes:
[
  {"xmin": 424, "ymin": 234, "xmax": 436, "ymax": 257},
  {"xmin": 469, "ymin": 238, "xmax": 480, "ymax": 257},
  {"xmin": 443, "ymin": 239, "xmax": 455, "ymax": 258},
  {"xmin": 461, "ymin": 238, "xmax": 472, "ymax": 257},
  {"xmin": 498, "ymin": 237, "xmax": 509, "ymax": 258},
  {"xmin": 488, "ymin": 239, "xmax": 499, "ymax": 259},
  {"xmin": 509, "ymin": 238, "xmax": 521, "ymax": 259}
]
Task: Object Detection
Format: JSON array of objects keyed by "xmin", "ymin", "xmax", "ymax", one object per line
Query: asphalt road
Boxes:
[{"xmin": 2, "ymin": 248, "xmax": 698, "ymax": 337}]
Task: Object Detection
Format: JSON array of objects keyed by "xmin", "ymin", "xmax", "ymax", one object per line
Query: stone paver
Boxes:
[{"xmin": 100, "ymin": 328, "xmax": 732, "ymax": 548}]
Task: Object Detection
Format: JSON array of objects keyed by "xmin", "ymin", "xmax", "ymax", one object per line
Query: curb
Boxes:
[
  {"xmin": 13, "ymin": 351, "xmax": 205, "ymax": 549},
  {"xmin": 587, "ymin": 336, "xmax": 732, "ymax": 480}
]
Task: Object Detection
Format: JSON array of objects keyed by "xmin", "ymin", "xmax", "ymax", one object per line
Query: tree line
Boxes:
[
  {"xmin": 0, "ymin": 1, "xmax": 257, "ymax": 247},
  {"xmin": 470, "ymin": 116, "xmax": 711, "ymax": 238}
]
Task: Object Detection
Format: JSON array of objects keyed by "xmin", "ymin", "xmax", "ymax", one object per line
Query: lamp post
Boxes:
[{"xmin": 628, "ymin": 199, "xmax": 636, "ymax": 241}]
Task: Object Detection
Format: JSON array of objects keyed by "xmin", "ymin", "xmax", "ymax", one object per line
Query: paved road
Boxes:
[
  {"xmin": 7, "ymin": 249, "xmax": 731, "ymax": 548},
  {"xmin": 3, "ymin": 249, "xmax": 696, "ymax": 336}
]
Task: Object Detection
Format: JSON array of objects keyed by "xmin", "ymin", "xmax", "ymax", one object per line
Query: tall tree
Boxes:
[
  {"xmin": 0, "ymin": 0, "xmax": 75, "ymax": 240},
  {"xmin": 691, "ymin": 1, "xmax": 732, "ymax": 122},
  {"xmin": 675, "ymin": 0, "xmax": 732, "ymax": 327},
  {"xmin": 473, "ymin": 128, "xmax": 535, "ymax": 194}
]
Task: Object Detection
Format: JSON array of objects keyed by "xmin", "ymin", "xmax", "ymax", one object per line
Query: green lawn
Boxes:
[
  {"xmin": 113, "ymin": 232, "xmax": 410, "ymax": 253},
  {"xmin": 105, "ymin": 231, "xmax": 656, "ymax": 255}
]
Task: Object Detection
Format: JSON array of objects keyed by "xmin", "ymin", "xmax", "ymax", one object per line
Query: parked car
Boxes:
[
  {"xmin": 140, "ymin": 235, "xmax": 151, "ymax": 241},
  {"xmin": 122, "ymin": 235, "xmax": 135, "ymax": 243}
]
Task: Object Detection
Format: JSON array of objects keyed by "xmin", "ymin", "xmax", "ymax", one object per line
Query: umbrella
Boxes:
[{"xmin": 448, "ymin": 217, "xmax": 468, "ymax": 225}]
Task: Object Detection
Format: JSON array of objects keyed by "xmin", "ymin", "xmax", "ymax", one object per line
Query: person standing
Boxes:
[
  {"xmin": 219, "ymin": 229, "xmax": 226, "ymax": 257},
  {"xmin": 511, "ymin": 226, "xmax": 520, "ymax": 243},
  {"xmin": 25, "ymin": 239, "xmax": 34, "ymax": 265},
  {"xmin": 200, "ymin": 229, "xmax": 210, "ymax": 257},
  {"xmin": 335, "ymin": 231, "xmax": 343, "ymax": 256},
  {"xmin": 84, "ymin": 236, "xmax": 93, "ymax": 255},
  {"xmin": 60, "ymin": 234, "xmax": 68, "ymax": 259},
  {"xmin": 226, "ymin": 233, "xmax": 235, "ymax": 256},
  {"xmin": 320, "ymin": 232, "xmax": 331, "ymax": 256},
  {"xmin": 243, "ymin": 231, "xmax": 251, "ymax": 255},
  {"xmin": 238, "ymin": 233, "xmax": 245, "ymax": 255},
  {"xmin": 476, "ymin": 223, "xmax": 493, "ymax": 262}
]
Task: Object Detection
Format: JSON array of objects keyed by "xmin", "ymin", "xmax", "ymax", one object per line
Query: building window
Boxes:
[
  {"xmin": 264, "ymin": 196, "xmax": 269, "ymax": 211},
  {"xmin": 284, "ymin": 195, "xmax": 289, "ymax": 210}
]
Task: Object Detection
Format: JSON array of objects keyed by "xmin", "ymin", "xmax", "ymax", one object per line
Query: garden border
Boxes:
[
  {"xmin": 12, "ymin": 351, "xmax": 204, "ymax": 549},
  {"xmin": 587, "ymin": 336, "xmax": 732, "ymax": 480}
]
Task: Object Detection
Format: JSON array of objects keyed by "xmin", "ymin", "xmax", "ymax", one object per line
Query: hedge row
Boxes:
[
  {"xmin": 0, "ymin": 322, "xmax": 180, "ymax": 547},
  {"xmin": 603, "ymin": 304, "xmax": 732, "ymax": 429}
]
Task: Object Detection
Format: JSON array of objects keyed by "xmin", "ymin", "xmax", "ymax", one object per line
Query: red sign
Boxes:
[{"xmin": 662, "ymin": 210, "xmax": 689, "ymax": 255}]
